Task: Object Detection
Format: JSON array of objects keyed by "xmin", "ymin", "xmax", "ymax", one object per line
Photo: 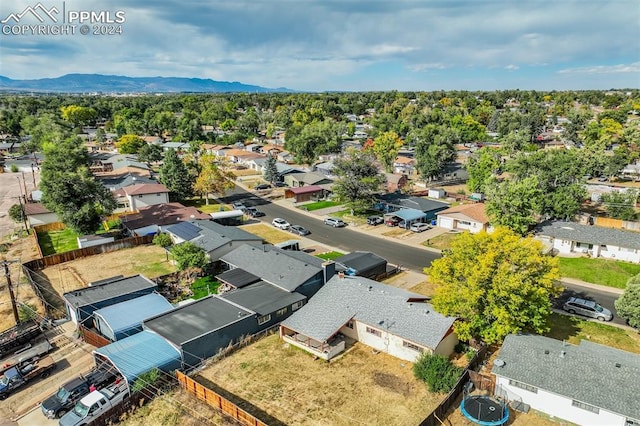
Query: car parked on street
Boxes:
[
  {"xmin": 324, "ymin": 217, "xmax": 346, "ymax": 227},
  {"xmin": 562, "ymin": 297, "xmax": 613, "ymax": 321},
  {"xmin": 232, "ymin": 202, "xmax": 247, "ymax": 211},
  {"xmin": 367, "ymin": 216, "xmax": 384, "ymax": 226},
  {"xmin": 255, "ymin": 183, "xmax": 272, "ymax": 190},
  {"xmin": 245, "ymin": 207, "xmax": 265, "ymax": 217},
  {"xmin": 409, "ymin": 222, "xmax": 431, "ymax": 233},
  {"xmin": 289, "ymin": 225, "xmax": 311, "ymax": 236},
  {"xmin": 272, "ymin": 218, "xmax": 290, "ymax": 230}
]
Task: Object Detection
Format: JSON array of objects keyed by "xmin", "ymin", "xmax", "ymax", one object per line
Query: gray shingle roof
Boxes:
[
  {"xmin": 220, "ymin": 245, "xmax": 322, "ymax": 292},
  {"xmin": 220, "ymin": 281, "xmax": 306, "ymax": 315},
  {"xmin": 166, "ymin": 220, "xmax": 262, "ymax": 253},
  {"xmin": 377, "ymin": 193, "xmax": 449, "ymax": 213},
  {"xmin": 166, "ymin": 221, "xmax": 201, "ymax": 241},
  {"xmin": 281, "ymin": 276, "xmax": 456, "ymax": 350},
  {"xmin": 216, "ymin": 268, "xmax": 261, "ymax": 289},
  {"xmin": 335, "ymin": 251, "xmax": 387, "ymax": 273},
  {"xmin": 495, "ymin": 334, "xmax": 640, "ymax": 420},
  {"xmin": 63, "ymin": 275, "xmax": 156, "ymax": 308},
  {"xmin": 535, "ymin": 220, "xmax": 640, "ymax": 250}
]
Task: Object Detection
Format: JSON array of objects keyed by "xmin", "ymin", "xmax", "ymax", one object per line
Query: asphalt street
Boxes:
[{"xmin": 225, "ymin": 186, "xmax": 626, "ymax": 325}]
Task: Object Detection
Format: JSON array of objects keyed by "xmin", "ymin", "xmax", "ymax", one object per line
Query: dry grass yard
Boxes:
[
  {"xmin": 239, "ymin": 223, "xmax": 298, "ymax": 244},
  {"xmin": 199, "ymin": 333, "xmax": 441, "ymax": 426}
]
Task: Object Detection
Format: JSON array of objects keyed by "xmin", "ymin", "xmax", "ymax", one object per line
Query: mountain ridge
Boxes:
[{"xmin": 0, "ymin": 74, "xmax": 295, "ymax": 93}]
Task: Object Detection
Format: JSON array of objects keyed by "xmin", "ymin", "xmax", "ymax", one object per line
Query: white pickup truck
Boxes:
[{"xmin": 58, "ymin": 382, "xmax": 128, "ymax": 426}]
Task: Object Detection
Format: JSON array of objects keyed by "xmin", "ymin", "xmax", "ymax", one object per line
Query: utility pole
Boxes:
[
  {"xmin": 2, "ymin": 260, "xmax": 20, "ymax": 324},
  {"xmin": 21, "ymin": 172, "xmax": 28, "ymax": 201},
  {"xmin": 17, "ymin": 195, "xmax": 28, "ymax": 232}
]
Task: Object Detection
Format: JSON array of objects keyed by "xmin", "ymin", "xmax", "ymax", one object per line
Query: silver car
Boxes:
[{"xmin": 562, "ymin": 297, "xmax": 613, "ymax": 321}]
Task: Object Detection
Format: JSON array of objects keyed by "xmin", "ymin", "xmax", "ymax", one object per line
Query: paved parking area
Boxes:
[{"xmin": 0, "ymin": 171, "xmax": 39, "ymax": 239}]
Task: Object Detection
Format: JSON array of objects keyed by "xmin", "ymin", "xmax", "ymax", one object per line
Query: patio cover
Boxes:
[{"xmin": 390, "ymin": 208, "xmax": 427, "ymax": 222}]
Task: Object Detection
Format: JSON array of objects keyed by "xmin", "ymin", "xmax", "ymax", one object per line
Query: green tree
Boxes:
[
  {"xmin": 285, "ymin": 120, "xmax": 343, "ymax": 164},
  {"xmin": 485, "ymin": 176, "xmax": 543, "ymax": 235},
  {"xmin": 427, "ymin": 227, "xmax": 561, "ymax": 344},
  {"xmin": 601, "ymin": 190, "xmax": 637, "ymax": 220},
  {"xmin": 8, "ymin": 204, "xmax": 24, "ymax": 223},
  {"xmin": 116, "ymin": 134, "xmax": 146, "ymax": 154},
  {"xmin": 20, "ymin": 113, "xmax": 66, "ymax": 152},
  {"xmin": 263, "ymin": 154, "xmax": 279, "ymax": 184},
  {"xmin": 171, "ymin": 242, "xmax": 208, "ymax": 270},
  {"xmin": 159, "ymin": 148, "xmax": 194, "ymax": 200},
  {"xmin": 331, "ymin": 148, "xmax": 386, "ymax": 214},
  {"xmin": 412, "ymin": 352, "xmax": 462, "ymax": 393},
  {"xmin": 60, "ymin": 105, "xmax": 97, "ymax": 128},
  {"xmin": 153, "ymin": 233, "xmax": 173, "ymax": 248},
  {"xmin": 615, "ymin": 275, "xmax": 640, "ymax": 329},
  {"xmin": 193, "ymin": 155, "xmax": 236, "ymax": 204},
  {"xmin": 137, "ymin": 143, "xmax": 164, "ymax": 164},
  {"xmin": 466, "ymin": 147, "xmax": 501, "ymax": 193},
  {"xmin": 372, "ymin": 131, "xmax": 403, "ymax": 172}
]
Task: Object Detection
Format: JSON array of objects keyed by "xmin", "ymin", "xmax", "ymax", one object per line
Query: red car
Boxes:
[{"xmin": 385, "ymin": 217, "xmax": 400, "ymax": 227}]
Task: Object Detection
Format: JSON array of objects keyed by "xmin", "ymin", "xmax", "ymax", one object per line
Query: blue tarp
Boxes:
[
  {"xmin": 391, "ymin": 208, "xmax": 427, "ymax": 222},
  {"xmin": 94, "ymin": 330, "xmax": 182, "ymax": 384},
  {"xmin": 93, "ymin": 293, "xmax": 174, "ymax": 341}
]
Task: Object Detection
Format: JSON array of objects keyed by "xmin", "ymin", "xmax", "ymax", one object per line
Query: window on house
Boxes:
[
  {"xmin": 138, "ymin": 195, "xmax": 143, "ymax": 198},
  {"xmin": 257, "ymin": 314, "xmax": 271, "ymax": 325},
  {"xmin": 459, "ymin": 221, "xmax": 471, "ymax": 226},
  {"xmin": 366, "ymin": 327, "xmax": 382, "ymax": 337},
  {"xmin": 572, "ymin": 400, "xmax": 599, "ymax": 414},
  {"xmin": 508, "ymin": 380, "xmax": 538, "ymax": 393},
  {"xmin": 346, "ymin": 320, "xmax": 354, "ymax": 329},
  {"xmin": 276, "ymin": 308, "xmax": 287, "ymax": 317},
  {"xmin": 291, "ymin": 301, "xmax": 304, "ymax": 311},
  {"xmin": 402, "ymin": 341, "xmax": 422, "ymax": 351}
]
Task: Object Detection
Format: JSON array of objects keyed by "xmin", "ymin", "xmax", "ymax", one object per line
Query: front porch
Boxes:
[{"xmin": 280, "ymin": 326, "xmax": 346, "ymax": 360}]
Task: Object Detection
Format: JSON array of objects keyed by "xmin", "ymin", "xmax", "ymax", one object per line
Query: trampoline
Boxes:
[{"xmin": 460, "ymin": 395, "xmax": 509, "ymax": 426}]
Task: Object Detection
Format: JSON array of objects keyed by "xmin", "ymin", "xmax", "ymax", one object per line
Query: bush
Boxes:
[
  {"xmin": 153, "ymin": 232, "xmax": 172, "ymax": 248},
  {"xmin": 413, "ymin": 352, "xmax": 463, "ymax": 393},
  {"xmin": 18, "ymin": 302, "xmax": 39, "ymax": 322},
  {"xmin": 8, "ymin": 204, "xmax": 24, "ymax": 223},
  {"xmin": 10, "ymin": 164, "xmax": 18, "ymax": 173},
  {"xmin": 131, "ymin": 368, "xmax": 160, "ymax": 393}
]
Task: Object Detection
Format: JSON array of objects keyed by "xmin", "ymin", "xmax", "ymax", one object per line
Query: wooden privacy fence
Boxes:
[
  {"xmin": 595, "ymin": 216, "xmax": 640, "ymax": 232},
  {"xmin": 32, "ymin": 222, "xmax": 66, "ymax": 232},
  {"xmin": 23, "ymin": 235, "xmax": 154, "ymax": 270},
  {"xmin": 79, "ymin": 325, "xmax": 111, "ymax": 348},
  {"xmin": 176, "ymin": 371, "xmax": 268, "ymax": 426}
]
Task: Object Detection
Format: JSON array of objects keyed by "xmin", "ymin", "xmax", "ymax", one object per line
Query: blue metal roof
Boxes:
[
  {"xmin": 93, "ymin": 293, "xmax": 174, "ymax": 339},
  {"xmin": 94, "ymin": 330, "xmax": 182, "ymax": 384},
  {"xmin": 391, "ymin": 208, "xmax": 427, "ymax": 222}
]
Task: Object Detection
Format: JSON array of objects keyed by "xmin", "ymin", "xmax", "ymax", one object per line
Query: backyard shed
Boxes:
[
  {"xmin": 93, "ymin": 330, "xmax": 182, "ymax": 388},
  {"xmin": 63, "ymin": 275, "xmax": 157, "ymax": 326},
  {"xmin": 93, "ymin": 293, "xmax": 174, "ymax": 341},
  {"xmin": 335, "ymin": 251, "xmax": 388, "ymax": 279},
  {"xmin": 143, "ymin": 296, "xmax": 259, "ymax": 370}
]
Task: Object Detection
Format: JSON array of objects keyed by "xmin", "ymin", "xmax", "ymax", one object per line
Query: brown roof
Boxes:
[
  {"xmin": 123, "ymin": 183, "xmax": 170, "ymax": 196},
  {"xmin": 24, "ymin": 202, "xmax": 51, "ymax": 215},
  {"xmin": 120, "ymin": 202, "xmax": 210, "ymax": 230},
  {"xmin": 394, "ymin": 156, "xmax": 415, "ymax": 164},
  {"xmin": 437, "ymin": 203, "xmax": 489, "ymax": 224}
]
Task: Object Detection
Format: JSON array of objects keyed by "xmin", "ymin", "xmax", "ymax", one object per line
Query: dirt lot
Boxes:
[{"xmin": 198, "ymin": 333, "xmax": 441, "ymax": 426}]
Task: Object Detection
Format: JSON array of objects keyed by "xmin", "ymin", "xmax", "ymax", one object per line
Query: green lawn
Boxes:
[
  {"xmin": 298, "ymin": 200, "xmax": 341, "ymax": 211},
  {"xmin": 422, "ymin": 232, "xmax": 461, "ymax": 251},
  {"xmin": 37, "ymin": 229, "xmax": 79, "ymax": 255},
  {"xmin": 191, "ymin": 276, "xmax": 220, "ymax": 299},
  {"xmin": 545, "ymin": 313, "xmax": 640, "ymax": 354},
  {"xmin": 181, "ymin": 198, "xmax": 226, "ymax": 214},
  {"xmin": 558, "ymin": 257, "xmax": 640, "ymax": 288},
  {"xmin": 315, "ymin": 251, "xmax": 345, "ymax": 261}
]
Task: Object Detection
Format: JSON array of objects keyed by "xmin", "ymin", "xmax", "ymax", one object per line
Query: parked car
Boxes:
[
  {"xmin": 232, "ymin": 202, "xmax": 246, "ymax": 211},
  {"xmin": 274, "ymin": 181, "xmax": 288, "ymax": 187},
  {"xmin": 255, "ymin": 183, "xmax": 272, "ymax": 190},
  {"xmin": 245, "ymin": 207, "xmax": 265, "ymax": 218},
  {"xmin": 272, "ymin": 218, "xmax": 290, "ymax": 229},
  {"xmin": 324, "ymin": 217, "xmax": 346, "ymax": 228},
  {"xmin": 562, "ymin": 297, "xmax": 613, "ymax": 321},
  {"xmin": 385, "ymin": 216, "xmax": 400, "ymax": 227},
  {"xmin": 367, "ymin": 216, "xmax": 384, "ymax": 226},
  {"xmin": 289, "ymin": 225, "xmax": 311, "ymax": 236},
  {"xmin": 409, "ymin": 222, "xmax": 431, "ymax": 233}
]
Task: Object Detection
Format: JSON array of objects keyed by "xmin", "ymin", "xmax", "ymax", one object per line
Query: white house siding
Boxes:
[
  {"xmin": 551, "ymin": 238, "xmax": 574, "ymax": 255},
  {"xmin": 128, "ymin": 193, "xmax": 169, "ymax": 211},
  {"xmin": 549, "ymin": 239, "xmax": 640, "ymax": 263},
  {"xmin": 27, "ymin": 213, "xmax": 59, "ymax": 227},
  {"xmin": 600, "ymin": 246, "xmax": 640, "ymax": 263},
  {"xmin": 495, "ymin": 376, "xmax": 628, "ymax": 426},
  {"xmin": 438, "ymin": 217, "xmax": 454, "ymax": 230},
  {"xmin": 66, "ymin": 302, "xmax": 78, "ymax": 325},
  {"xmin": 433, "ymin": 330, "xmax": 458, "ymax": 357}
]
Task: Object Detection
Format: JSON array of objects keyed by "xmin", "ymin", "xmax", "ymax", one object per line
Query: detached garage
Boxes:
[
  {"xmin": 93, "ymin": 293, "xmax": 174, "ymax": 342},
  {"xmin": 335, "ymin": 251, "xmax": 388, "ymax": 279}
]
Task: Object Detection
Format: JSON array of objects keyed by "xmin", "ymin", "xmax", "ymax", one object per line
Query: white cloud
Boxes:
[
  {"xmin": 558, "ymin": 62, "xmax": 640, "ymax": 75},
  {"xmin": 408, "ymin": 63, "xmax": 448, "ymax": 72},
  {"xmin": 505, "ymin": 64, "xmax": 519, "ymax": 71}
]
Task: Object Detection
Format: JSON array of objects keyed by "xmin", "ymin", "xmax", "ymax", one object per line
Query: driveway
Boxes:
[{"xmin": 0, "ymin": 171, "xmax": 39, "ymax": 239}]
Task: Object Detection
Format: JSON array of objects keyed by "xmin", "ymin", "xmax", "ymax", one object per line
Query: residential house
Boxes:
[
  {"xmin": 120, "ymin": 183, "xmax": 170, "ymax": 212},
  {"xmin": 219, "ymin": 244, "xmax": 332, "ymax": 298},
  {"xmin": 436, "ymin": 203, "xmax": 491, "ymax": 234},
  {"xmin": 385, "ymin": 173, "xmax": 408, "ymax": 193},
  {"xmin": 393, "ymin": 156, "xmax": 416, "ymax": 175},
  {"xmin": 276, "ymin": 150, "xmax": 294, "ymax": 164},
  {"xmin": 120, "ymin": 202, "xmax": 210, "ymax": 236},
  {"xmin": 284, "ymin": 185, "xmax": 327, "ymax": 203},
  {"xmin": 24, "ymin": 203, "xmax": 59, "ymax": 228},
  {"xmin": 535, "ymin": 220, "xmax": 640, "ymax": 263},
  {"xmin": 160, "ymin": 142, "xmax": 188, "ymax": 153},
  {"xmin": 98, "ymin": 174, "xmax": 157, "ymax": 192},
  {"xmin": 247, "ymin": 157, "xmax": 303, "ymax": 179},
  {"xmin": 63, "ymin": 274, "xmax": 157, "ymax": 326},
  {"xmin": 314, "ymin": 160, "xmax": 335, "ymax": 177},
  {"xmin": 164, "ymin": 220, "xmax": 263, "ymax": 261},
  {"xmin": 334, "ymin": 251, "xmax": 387, "ymax": 279},
  {"xmin": 201, "ymin": 144, "xmax": 231, "ymax": 157},
  {"xmin": 376, "ymin": 193, "xmax": 449, "ymax": 220},
  {"xmin": 93, "ymin": 293, "xmax": 174, "ymax": 341},
  {"xmin": 284, "ymin": 172, "xmax": 333, "ymax": 188},
  {"xmin": 280, "ymin": 275, "xmax": 458, "ymax": 362},
  {"xmin": 493, "ymin": 334, "xmax": 640, "ymax": 426}
]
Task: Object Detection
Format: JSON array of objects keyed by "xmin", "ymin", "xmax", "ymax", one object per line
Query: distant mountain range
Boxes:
[{"xmin": 0, "ymin": 74, "xmax": 294, "ymax": 93}]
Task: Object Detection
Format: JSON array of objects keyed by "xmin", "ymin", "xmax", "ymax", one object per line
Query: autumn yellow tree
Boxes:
[
  {"xmin": 426, "ymin": 227, "xmax": 561, "ymax": 344},
  {"xmin": 372, "ymin": 131, "xmax": 403, "ymax": 172},
  {"xmin": 194, "ymin": 154, "xmax": 236, "ymax": 205}
]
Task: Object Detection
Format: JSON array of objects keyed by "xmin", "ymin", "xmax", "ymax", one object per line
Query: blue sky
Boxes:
[{"xmin": 0, "ymin": 0, "xmax": 638, "ymax": 91}]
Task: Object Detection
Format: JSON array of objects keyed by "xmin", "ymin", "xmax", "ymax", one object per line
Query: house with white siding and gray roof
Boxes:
[
  {"xmin": 535, "ymin": 220, "xmax": 640, "ymax": 263},
  {"xmin": 493, "ymin": 334, "xmax": 640, "ymax": 426},
  {"xmin": 279, "ymin": 275, "xmax": 458, "ymax": 362}
]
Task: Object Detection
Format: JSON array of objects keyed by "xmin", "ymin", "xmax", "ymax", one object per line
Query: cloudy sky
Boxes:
[{"xmin": 1, "ymin": 0, "xmax": 638, "ymax": 91}]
